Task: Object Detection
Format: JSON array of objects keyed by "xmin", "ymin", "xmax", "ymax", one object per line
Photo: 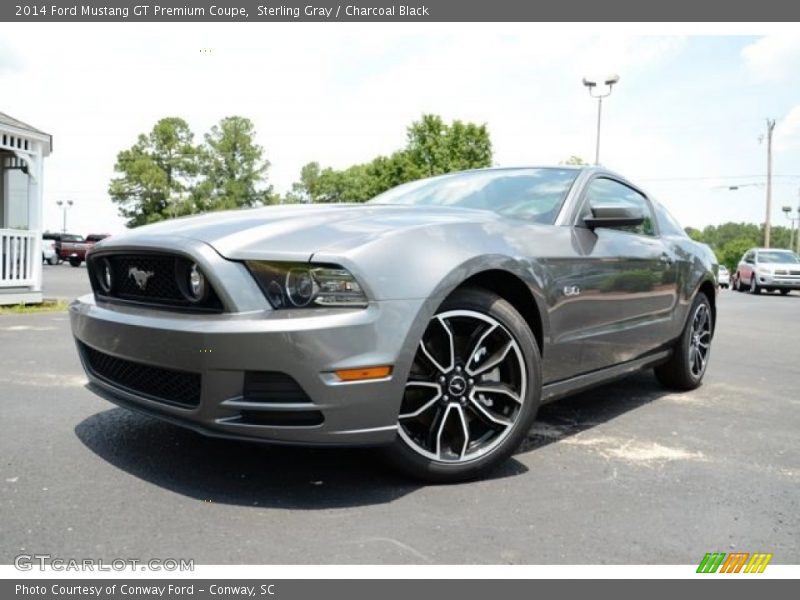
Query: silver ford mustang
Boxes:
[{"xmin": 70, "ymin": 166, "xmax": 717, "ymax": 481}]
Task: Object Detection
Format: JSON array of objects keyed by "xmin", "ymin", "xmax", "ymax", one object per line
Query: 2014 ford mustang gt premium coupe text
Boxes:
[{"xmin": 70, "ymin": 166, "xmax": 717, "ymax": 481}]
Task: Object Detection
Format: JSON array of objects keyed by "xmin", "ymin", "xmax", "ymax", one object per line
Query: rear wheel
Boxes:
[
  {"xmin": 385, "ymin": 287, "xmax": 541, "ymax": 482},
  {"xmin": 69, "ymin": 257, "xmax": 82, "ymax": 267},
  {"xmin": 654, "ymin": 293, "xmax": 713, "ymax": 391},
  {"xmin": 780, "ymin": 289, "xmax": 791, "ymax": 296}
]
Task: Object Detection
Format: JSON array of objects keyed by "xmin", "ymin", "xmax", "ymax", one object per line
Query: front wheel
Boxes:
[
  {"xmin": 385, "ymin": 287, "xmax": 541, "ymax": 482},
  {"xmin": 780, "ymin": 289, "xmax": 791, "ymax": 296},
  {"xmin": 749, "ymin": 274, "xmax": 761, "ymax": 294},
  {"xmin": 654, "ymin": 293, "xmax": 713, "ymax": 391}
]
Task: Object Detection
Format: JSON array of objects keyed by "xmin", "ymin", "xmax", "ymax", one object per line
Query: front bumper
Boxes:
[
  {"xmin": 70, "ymin": 294, "xmax": 426, "ymax": 446},
  {"xmin": 756, "ymin": 274, "xmax": 800, "ymax": 289}
]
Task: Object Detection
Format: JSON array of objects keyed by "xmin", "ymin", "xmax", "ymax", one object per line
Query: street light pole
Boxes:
[
  {"xmin": 56, "ymin": 200, "xmax": 73, "ymax": 233},
  {"xmin": 782, "ymin": 206, "xmax": 796, "ymax": 251},
  {"xmin": 583, "ymin": 74, "xmax": 620, "ymax": 165}
]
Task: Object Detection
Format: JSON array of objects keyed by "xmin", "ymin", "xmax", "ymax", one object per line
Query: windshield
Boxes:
[
  {"xmin": 757, "ymin": 251, "xmax": 800, "ymax": 264},
  {"xmin": 368, "ymin": 168, "xmax": 579, "ymax": 224}
]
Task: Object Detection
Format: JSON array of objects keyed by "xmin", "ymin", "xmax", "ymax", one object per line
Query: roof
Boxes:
[
  {"xmin": 0, "ymin": 111, "xmax": 49, "ymax": 135},
  {"xmin": 0, "ymin": 111, "xmax": 52, "ymax": 155}
]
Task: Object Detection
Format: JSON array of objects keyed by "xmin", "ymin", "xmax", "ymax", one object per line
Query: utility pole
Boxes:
[
  {"xmin": 764, "ymin": 118, "xmax": 776, "ymax": 248},
  {"xmin": 796, "ymin": 188, "xmax": 800, "ymax": 255}
]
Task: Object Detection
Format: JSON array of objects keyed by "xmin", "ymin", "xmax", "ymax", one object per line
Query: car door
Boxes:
[
  {"xmin": 741, "ymin": 251, "xmax": 756, "ymax": 285},
  {"xmin": 564, "ymin": 177, "xmax": 679, "ymax": 373}
]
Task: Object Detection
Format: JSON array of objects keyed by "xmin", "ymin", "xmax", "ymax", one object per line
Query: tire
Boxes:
[
  {"xmin": 385, "ymin": 287, "xmax": 541, "ymax": 482},
  {"xmin": 733, "ymin": 276, "xmax": 742, "ymax": 292},
  {"xmin": 780, "ymin": 289, "xmax": 791, "ymax": 296},
  {"xmin": 749, "ymin": 274, "xmax": 760, "ymax": 294},
  {"xmin": 654, "ymin": 292, "xmax": 713, "ymax": 391},
  {"xmin": 69, "ymin": 258, "xmax": 82, "ymax": 267}
]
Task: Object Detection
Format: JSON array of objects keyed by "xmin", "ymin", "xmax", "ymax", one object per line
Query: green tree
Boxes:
[
  {"xmin": 196, "ymin": 116, "xmax": 272, "ymax": 211},
  {"xmin": 683, "ymin": 221, "xmax": 795, "ymax": 271},
  {"xmin": 406, "ymin": 114, "xmax": 492, "ymax": 177},
  {"xmin": 109, "ymin": 117, "xmax": 199, "ymax": 227},
  {"xmin": 289, "ymin": 114, "xmax": 493, "ymax": 203},
  {"xmin": 284, "ymin": 161, "xmax": 323, "ymax": 204}
]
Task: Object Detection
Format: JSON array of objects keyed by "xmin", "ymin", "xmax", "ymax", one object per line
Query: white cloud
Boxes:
[
  {"xmin": 774, "ymin": 105, "xmax": 800, "ymax": 152},
  {"xmin": 0, "ymin": 38, "xmax": 21, "ymax": 75},
  {"xmin": 742, "ymin": 35, "xmax": 800, "ymax": 81}
]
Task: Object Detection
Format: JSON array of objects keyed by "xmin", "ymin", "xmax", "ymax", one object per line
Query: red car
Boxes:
[{"xmin": 60, "ymin": 233, "xmax": 110, "ymax": 267}]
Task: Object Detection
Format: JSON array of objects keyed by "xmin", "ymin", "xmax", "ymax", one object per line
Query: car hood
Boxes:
[{"xmin": 107, "ymin": 203, "xmax": 499, "ymax": 260}]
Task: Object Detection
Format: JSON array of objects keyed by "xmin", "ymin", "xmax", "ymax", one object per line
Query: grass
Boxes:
[{"xmin": 0, "ymin": 299, "xmax": 69, "ymax": 315}]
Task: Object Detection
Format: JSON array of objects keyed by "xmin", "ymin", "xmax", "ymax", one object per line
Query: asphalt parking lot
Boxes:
[
  {"xmin": 41, "ymin": 261, "xmax": 90, "ymax": 302},
  {"xmin": 1, "ymin": 271, "xmax": 798, "ymax": 564}
]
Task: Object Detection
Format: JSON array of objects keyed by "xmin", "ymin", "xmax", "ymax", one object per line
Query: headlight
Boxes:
[{"xmin": 247, "ymin": 262, "xmax": 368, "ymax": 309}]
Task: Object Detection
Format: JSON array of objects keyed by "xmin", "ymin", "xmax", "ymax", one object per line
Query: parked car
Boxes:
[
  {"xmin": 733, "ymin": 248, "xmax": 800, "ymax": 295},
  {"xmin": 60, "ymin": 233, "xmax": 110, "ymax": 267},
  {"xmin": 41, "ymin": 236, "xmax": 58, "ymax": 265},
  {"xmin": 45, "ymin": 233, "xmax": 84, "ymax": 265},
  {"xmin": 717, "ymin": 264, "xmax": 730, "ymax": 289},
  {"xmin": 70, "ymin": 166, "xmax": 718, "ymax": 481}
]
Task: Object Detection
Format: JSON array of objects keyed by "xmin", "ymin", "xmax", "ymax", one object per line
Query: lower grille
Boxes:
[
  {"xmin": 239, "ymin": 410, "xmax": 324, "ymax": 427},
  {"xmin": 243, "ymin": 371, "xmax": 311, "ymax": 403},
  {"xmin": 79, "ymin": 342, "xmax": 201, "ymax": 408}
]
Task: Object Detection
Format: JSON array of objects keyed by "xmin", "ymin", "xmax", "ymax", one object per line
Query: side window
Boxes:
[
  {"xmin": 580, "ymin": 178, "xmax": 656, "ymax": 236},
  {"xmin": 744, "ymin": 252, "xmax": 754, "ymax": 264}
]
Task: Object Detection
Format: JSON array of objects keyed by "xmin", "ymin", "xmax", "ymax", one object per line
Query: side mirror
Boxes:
[{"xmin": 583, "ymin": 204, "xmax": 644, "ymax": 230}]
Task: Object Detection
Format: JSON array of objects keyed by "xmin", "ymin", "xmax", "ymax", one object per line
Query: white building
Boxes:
[{"xmin": 0, "ymin": 112, "xmax": 52, "ymax": 305}]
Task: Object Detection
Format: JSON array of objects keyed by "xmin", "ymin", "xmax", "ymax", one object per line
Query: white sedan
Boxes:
[{"xmin": 718, "ymin": 265, "xmax": 730, "ymax": 288}]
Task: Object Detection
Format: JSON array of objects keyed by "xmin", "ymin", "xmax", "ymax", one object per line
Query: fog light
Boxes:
[
  {"xmin": 98, "ymin": 258, "xmax": 113, "ymax": 293},
  {"xmin": 188, "ymin": 263, "xmax": 206, "ymax": 301}
]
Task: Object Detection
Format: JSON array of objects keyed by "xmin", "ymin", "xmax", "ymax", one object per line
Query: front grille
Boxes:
[
  {"xmin": 243, "ymin": 371, "xmax": 311, "ymax": 403},
  {"xmin": 88, "ymin": 253, "xmax": 223, "ymax": 312},
  {"xmin": 80, "ymin": 342, "xmax": 201, "ymax": 408}
]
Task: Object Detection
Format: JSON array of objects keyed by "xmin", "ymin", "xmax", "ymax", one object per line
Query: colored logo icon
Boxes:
[{"xmin": 697, "ymin": 552, "xmax": 773, "ymax": 573}]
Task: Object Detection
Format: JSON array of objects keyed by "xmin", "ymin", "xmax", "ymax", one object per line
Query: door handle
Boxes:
[{"xmin": 660, "ymin": 252, "xmax": 675, "ymax": 265}]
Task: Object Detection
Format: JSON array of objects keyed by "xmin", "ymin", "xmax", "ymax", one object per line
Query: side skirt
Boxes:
[{"xmin": 541, "ymin": 349, "xmax": 672, "ymax": 404}]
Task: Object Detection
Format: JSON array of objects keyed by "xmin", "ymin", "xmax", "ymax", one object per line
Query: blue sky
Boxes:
[{"xmin": 1, "ymin": 25, "xmax": 799, "ymax": 234}]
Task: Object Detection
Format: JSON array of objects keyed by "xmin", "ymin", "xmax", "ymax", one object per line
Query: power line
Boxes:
[{"xmin": 639, "ymin": 174, "xmax": 800, "ymax": 183}]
